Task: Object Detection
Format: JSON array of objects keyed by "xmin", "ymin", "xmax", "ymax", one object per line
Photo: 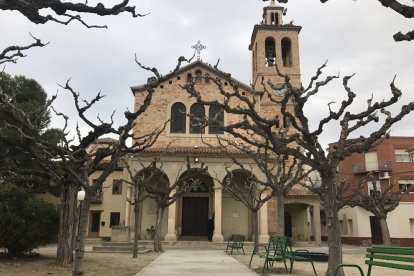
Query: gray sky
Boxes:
[{"xmin": 1, "ymin": 0, "xmax": 413, "ymax": 147}]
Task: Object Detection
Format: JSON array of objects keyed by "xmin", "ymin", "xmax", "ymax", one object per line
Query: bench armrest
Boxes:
[{"xmin": 333, "ymin": 264, "xmax": 364, "ymax": 276}]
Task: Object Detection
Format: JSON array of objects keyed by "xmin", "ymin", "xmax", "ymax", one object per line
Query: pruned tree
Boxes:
[
  {"xmin": 266, "ymin": 0, "xmax": 414, "ymax": 42},
  {"xmin": 124, "ymin": 156, "xmax": 208, "ymax": 252},
  {"xmin": 0, "ymin": 1, "xmax": 145, "ymax": 69},
  {"xmin": 0, "ymin": 34, "xmax": 47, "ymax": 65},
  {"xmin": 0, "ymin": 57, "xmax": 182, "ymax": 273},
  {"xmin": 341, "ymin": 173, "xmax": 414, "ymax": 246},
  {"xmin": 172, "ymin": 59, "xmax": 414, "ymax": 276},
  {"xmin": 0, "ymin": 0, "xmax": 144, "ymax": 28}
]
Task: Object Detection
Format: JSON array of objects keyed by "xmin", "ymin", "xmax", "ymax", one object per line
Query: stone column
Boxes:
[
  {"xmin": 312, "ymin": 203, "xmax": 322, "ymax": 245},
  {"xmin": 259, "ymin": 199, "xmax": 269, "ymax": 243},
  {"xmin": 165, "ymin": 200, "xmax": 177, "ymax": 242},
  {"xmin": 213, "ymin": 185, "xmax": 224, "ymax": 242}
]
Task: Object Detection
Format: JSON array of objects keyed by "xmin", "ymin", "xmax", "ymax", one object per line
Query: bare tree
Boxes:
[
  {"xmin": 266, "ymin": 0, "xmax": 414, "ymax": 41},
  {"xmin": 124, "ymin": 156, "xmax": 208, "ymax": 252},
  {"xmin": 0, "ymin": 34, "xmax": 48, "ymax": 65},
  {"xmin": 0, "ymin": 1, "xmax": 145, "ymax": 64},
  {"xmin": 175, "ymin": 60, "xmax": 414, "ymax": 276},
  {"xmin": 0, "ymin": 60, "xmax": 178, "ymax": 273},
  {"xmin": 0, "ymin": 0, "xmax": 144, "ymax": 28},
  {"xmin": 343, "ymin": 174, "xmax": 414, "ymax": 246}
]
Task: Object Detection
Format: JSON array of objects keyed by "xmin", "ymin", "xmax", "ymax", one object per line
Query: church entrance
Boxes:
[{"xmin": 181, "ymin": 197, "xmax": 209, "ymax": 236}]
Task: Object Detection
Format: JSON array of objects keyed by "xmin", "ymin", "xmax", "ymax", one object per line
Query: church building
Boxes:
[{"xmin": 88, "ymin": 1, "xmax": 322, "ymax": 245}]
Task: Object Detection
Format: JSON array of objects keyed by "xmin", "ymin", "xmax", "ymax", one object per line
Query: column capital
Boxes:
[{"xmin": 213, "ymin": 185, "xmax": 223, "ymax": 191}]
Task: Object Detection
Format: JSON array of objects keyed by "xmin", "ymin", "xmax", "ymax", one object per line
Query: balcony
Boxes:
[{"xmin": 352, "ymin": 160, "xmax": 392, "ymax": 175}]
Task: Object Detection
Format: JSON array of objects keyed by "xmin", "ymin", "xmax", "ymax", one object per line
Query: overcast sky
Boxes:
[{"xmin": 1, "ymin": 0, "xmax": 413, "ymax": 147}]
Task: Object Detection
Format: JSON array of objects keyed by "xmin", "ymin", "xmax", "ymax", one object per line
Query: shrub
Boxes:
[{"xmin": 0, "ymin": 183, "xmax": 59, "ymax": 256}]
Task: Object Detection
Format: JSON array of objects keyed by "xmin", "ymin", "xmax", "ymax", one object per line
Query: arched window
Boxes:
[
  {"xmin": 186, "ymin": 73, "xmax": 193, "ymax": 83},
  {"xmin": 195, "ymin": 70, "xmax": 202, "ymax": 84},
  {"xmin": 281, "ymin": 38, "xmax": 292, "ymax": 67},
  {"xmin": 265, "ymin": 37, "xmax": 276, "ymax": 65},
  {"xmin": 170, "ymin": 102, "xmax": 186, "ymax": 133},
  {"xmin": 190, "ymin": 103, "xmax": 205, "ymax": 134},
  {"xmin": 208, "ymin": 105, "xmax": 224, "ymax": 134},
  {"xmin": 205, "ymin": 74, "xmax": 210, "ymax": 84}
]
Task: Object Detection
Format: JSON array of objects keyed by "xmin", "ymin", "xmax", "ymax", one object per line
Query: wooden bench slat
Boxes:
[
  {"xmin": 368, "ymin": 247, "xmax": 414, "ymax": 255},
  {"xmin": 365, "ymin": 253, "xmax": 414, "ymax": 263},
  {"xmin": 365, "ymin": 260, "xmax": 414, "ymax": 271}
]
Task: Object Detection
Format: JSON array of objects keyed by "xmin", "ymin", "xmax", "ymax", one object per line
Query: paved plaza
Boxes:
[{"xmin": 135, "ymin": 249, "xmax": 258, "ymax": 276}]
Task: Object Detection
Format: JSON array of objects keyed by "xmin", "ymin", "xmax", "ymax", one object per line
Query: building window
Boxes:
[
  {"xmin": 190, "ymin": 103, "xmax": 205, "ymax": 134},
  {"xmin": 399, "ymin": 180, "xmax": 414, "ymax": 193},
  {"xmin": 186, "ymin": 73, "xmax": 192, "ymax": 83},
  {"xmin": 208, "ymin": 105, "xmax": 224, "ymax": 134},
  {"xmin": 395, "ymin": 149, "xmax": 412, "ymax": 162},
  {"xmin": 265, "ymin": 37, "xmax": 276, "ymax": 65},
  {"xmin": 110, "ymin": 212, "xmax": 120, "ymax": 228},
  {"xmin": 205, "ymin": 74, "xmax": 210, "ymax": 84},
  {"xmin": 195, "ymin": 70, "xmax": 202, "ymax": 83},
  {"xmin": 367, "ymin": 181, "xmax": 381, "ymax": 197},
  {"xmin": 112, "ymin": 179, "xmax": 122, "ymax": 195},
  {"xmin": 281, "ymin": 37, "xmax": 292, "ymax": 67},
  {"xmin": 170, "ymin": 102, "xmax": 186, "ymax": 133}
]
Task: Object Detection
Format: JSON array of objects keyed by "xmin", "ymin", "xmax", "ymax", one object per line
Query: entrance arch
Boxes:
[{"xmin": 177, "ymin": 169, "xmax": 214, "ymax": 240}]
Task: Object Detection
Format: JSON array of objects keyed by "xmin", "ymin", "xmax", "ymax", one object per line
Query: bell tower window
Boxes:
[
  {"xmin": 186, "ymin": 73, "xmax": 193, "ymax": 83},
  {"xmin": 270, "ymin": 13, "xmax": 279, "ymax": 25},
  {"xmin": 265, "ymin": 37, "xmax": 276, "ymax": 66},
  {"xmin": 281, "ymin": 38, "xmax": 292, "ymax": 67}
]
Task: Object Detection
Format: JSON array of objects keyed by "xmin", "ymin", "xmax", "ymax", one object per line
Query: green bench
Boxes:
[
  {"xmin": 225, "ymin": 235, "xmax": 245, "ymax": 255},
  {"xmin": 333, "ymin": 246, "xmax": 414, "ymax": 276},
  {"xmin": 249, "ymin": 236, "xmax": 317, "ymax": 275}
]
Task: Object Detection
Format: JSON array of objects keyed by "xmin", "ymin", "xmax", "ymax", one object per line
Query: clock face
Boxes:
[{"xmin": 274, "ymin": 83, "xmax": 286, "ymax": 95}]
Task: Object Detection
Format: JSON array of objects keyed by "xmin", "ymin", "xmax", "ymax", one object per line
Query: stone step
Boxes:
[{"xmin": 92, "ymin": 245, "xmax": 146, "ymax": 252}]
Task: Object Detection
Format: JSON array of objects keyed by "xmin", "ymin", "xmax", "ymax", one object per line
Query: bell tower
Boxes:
[{"xmin": 249, "ymin": 0, "xmax": 302, "ymax": 91}]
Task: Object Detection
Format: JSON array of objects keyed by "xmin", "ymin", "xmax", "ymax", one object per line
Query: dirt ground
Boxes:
[
  {"xmin": 232, "ymin": 252, "xmax": 411, "ymax": 275},
  {"xmin": 1, "ymin": 247, "xmax": 412, "ymax": 276},
  {"xmin": 0, "ymin": 247, "xmax": 161, "ymax": 276}
]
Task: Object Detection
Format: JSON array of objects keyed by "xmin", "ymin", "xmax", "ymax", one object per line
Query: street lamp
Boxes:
[{"xmin": 77, "ymin": 190, "xmax": 85, "ymax": 235}]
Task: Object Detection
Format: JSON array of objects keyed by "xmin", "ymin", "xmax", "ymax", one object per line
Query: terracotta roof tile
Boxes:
[
  {"xmin": 95, "ymin": 137, "xmax": 118, "ymax": 144},
  {"xmin": 287, "ymin": 185, "xmax": 317, "ymax": 198}
]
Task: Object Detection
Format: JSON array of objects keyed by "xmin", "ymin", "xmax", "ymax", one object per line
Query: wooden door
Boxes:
[
  {"xmin": 89, "ymin": 211, "xmax": 101, "ymax": 238},
  {"xmin": 181, "ymin": 197, "xmax": 209, "ymax": 236}
]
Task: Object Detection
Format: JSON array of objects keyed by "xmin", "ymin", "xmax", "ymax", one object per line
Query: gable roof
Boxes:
[{"xmin": 130, "ymin": 60, "xmax": 253, "ymax": 95}]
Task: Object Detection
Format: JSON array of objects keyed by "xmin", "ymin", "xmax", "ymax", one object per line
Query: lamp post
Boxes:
[{"xmin": 77, "ymin": 190, "xmax": 85, "ymax": 235}]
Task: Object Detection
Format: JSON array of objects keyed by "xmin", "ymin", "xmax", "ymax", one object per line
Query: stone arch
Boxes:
[
  {"xmin": 221, "ymin": 169, "xmax": 259, "ymax": 241},
  {"xmin": 135, "ymin": 167, "xmax": 170, "ymax": 240},
  {"xmin": 176, "ymin": 168, "xmax": 214, "ymax": 239}
]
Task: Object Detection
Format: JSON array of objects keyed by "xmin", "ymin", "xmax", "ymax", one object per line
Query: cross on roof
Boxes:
[{"xmin": 191, "ymin": 40, "xmax": 206, "ymax": 61}]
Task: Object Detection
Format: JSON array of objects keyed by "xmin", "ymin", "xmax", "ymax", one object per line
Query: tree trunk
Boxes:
[
  {"xmin": 323, "ymin": 175, "xmax": 343, "ymax": 276},
  {"xmin": 153, "ymin": 205, "xmax": 165, "ymax": 252},
  {"xmin": 72, "ymin": 195, "xmax": 91, "ymax": 276},
  {"xmin": 56, "ymin": 183, "xmax": 77, "ymax": 265},
  {"xmin": 379, "ymin": 217, "xmax": 392, "ymax": 246},
  {"xmin": 252, "ymin": 210, "xmax": 259, "ymax": 248},
  {"xmin": 275, "ymin": 193, "xmax": 285, "ymax": 236},
  {"xmin": 132, "ymin": 187, "xmax": 140, "ymax": 258}
]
